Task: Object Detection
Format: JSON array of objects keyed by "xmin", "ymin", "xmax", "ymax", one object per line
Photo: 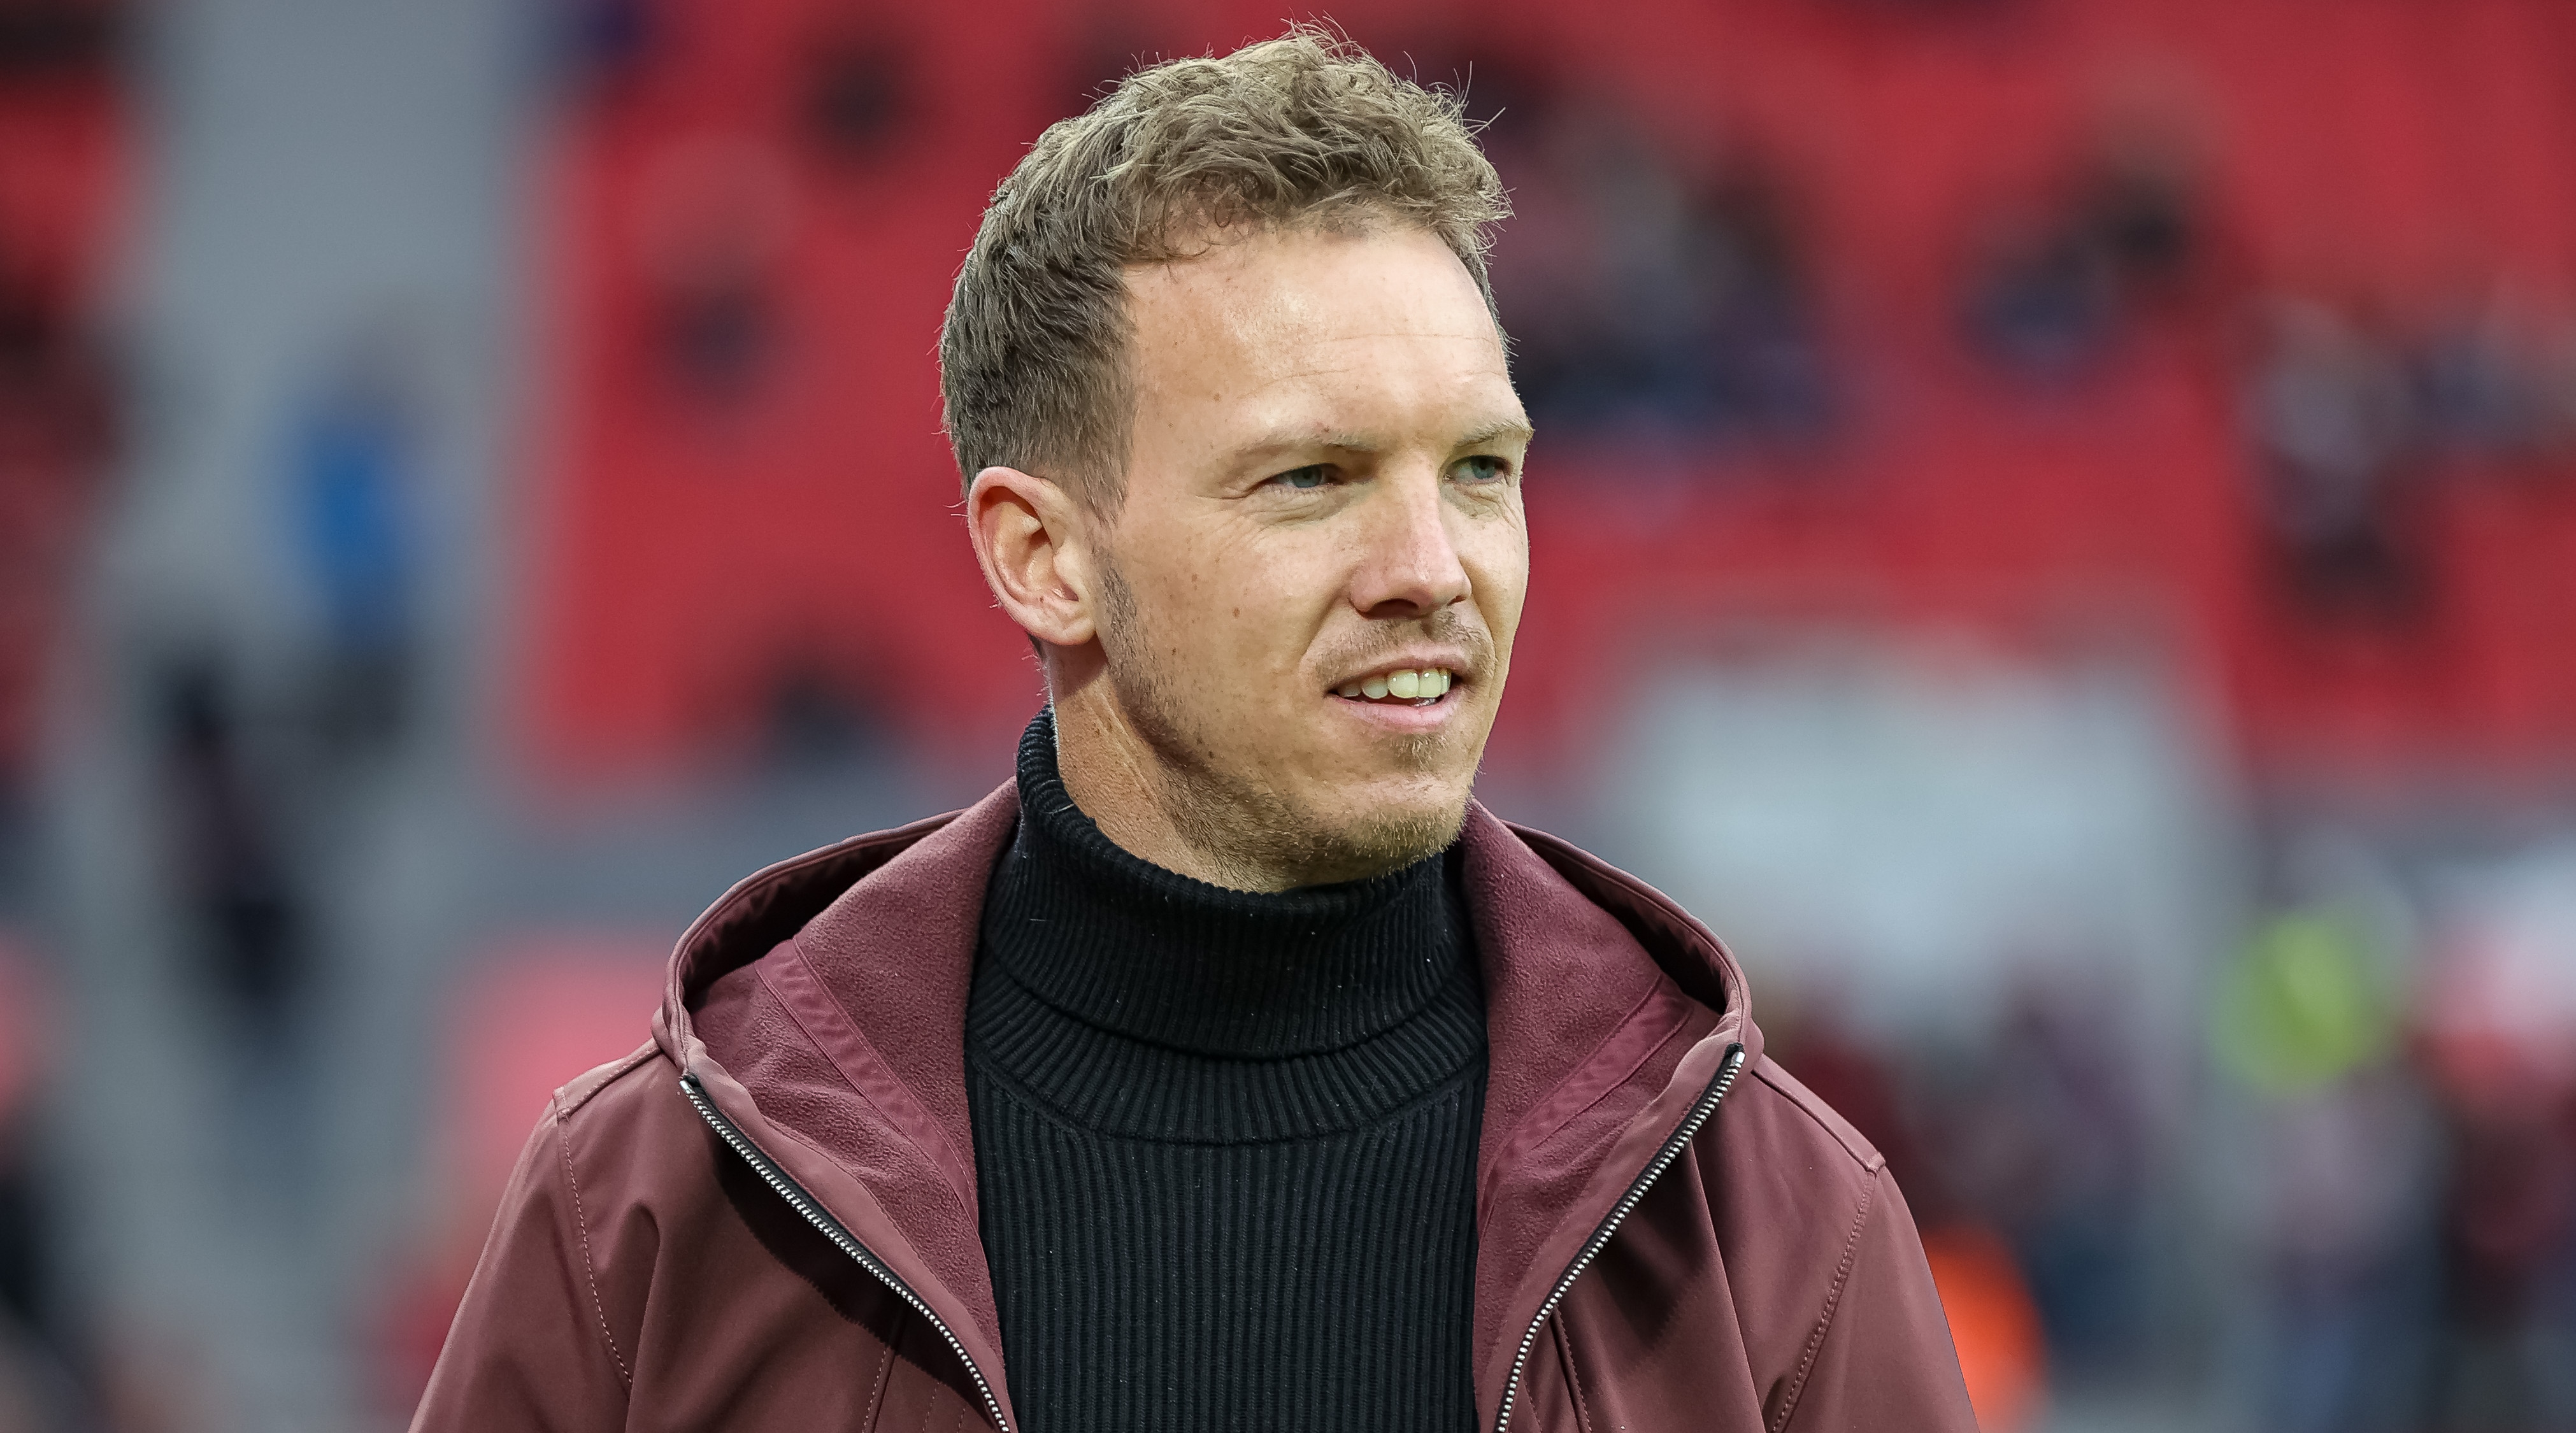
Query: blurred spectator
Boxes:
[
  {"xmin": 1494, "ymin": 97, "xmax": 1832, "ymax": 452},
  {"xmin": 1959, "ymin": 127, "xmax": 2208, "ymax": 381},
  {"xmin": 2409, "ymin": 286, "xmax": 2563, "ymax": 464},
  {"xmin": 755, "ymin": 648, "xmax": 886, "ymax": 770},
  {"xmin": 2415, "ymin": 844, "xmax": 2576, "ymax": 1430},
  {"xmin": 153, "ymin": 656, "xmax": 308, "ymax": 1060},
  {"xmin": 2076, "ymin": 135, "xmax": 2202, "ymax": 309},
  {"xmin": 2243, "ymin": 298, "xmax": 2427, "ymax": 623},
  {"xmin": 2215, "ymin": 843, "xmax": 2440, "ymax": 1433},
  {"xmin": 1942, "ymin": 979, "xmax": 2154, "ymax": 1371},
  {"xmin": 1775, "ymin": 974, "xmax": 2155, "ymax": 1404},
  {"xmin": 2256, "ymin": 1066, "xmax": 2437, "ymax": 1433},
  {"xmin": 1961, "ymin": 211, "xmax": 2124, "ymax": 381},
  {"xmin": 0, "ymin": 936, "xmax": 82, "ymax": 1429},
  {"xmin": 550, "ymin": 0, "xmax": 652, "ymax": 97},
  {"xmin": 2214, "ymin": 908, "xmax": 2399, "ymax": 1098},
  {"xmin": 635, "ymin": 133, "xmax": 798, "ymax": 410},
  {"xmin": 799, "ymin": 30, "xmax": 915, "ymax": 168},
  {"xmin": 292, "ymin": 331, "xmax": 422, "ymax": 759}
]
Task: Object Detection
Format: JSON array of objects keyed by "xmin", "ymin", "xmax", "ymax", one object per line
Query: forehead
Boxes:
[{"xmin": 1121, "ymin": 224, "xmax": 1515, "ymax": 446}]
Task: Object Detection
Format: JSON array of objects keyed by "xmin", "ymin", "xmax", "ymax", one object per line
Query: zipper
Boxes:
[
  {"xmin": 682, "ymin": 1072, "xmax": 1012, "ymax": 1433},
  {"xmin": 1490, "ymin": 1042, "xmax": 1747, "ymax": 1433}
]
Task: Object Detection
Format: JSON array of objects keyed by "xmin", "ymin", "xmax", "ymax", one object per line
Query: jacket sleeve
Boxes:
[
  {"xmin": 410, "ymin": 1099, "xmax": 631, "ymax": 1433},
  {"xmin": 1779, "ymin": 1167, "xmax": 1979, "ymax": 1433}
]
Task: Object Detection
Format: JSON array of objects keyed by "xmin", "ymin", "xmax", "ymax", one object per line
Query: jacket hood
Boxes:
[{"xmin": 651, "ymin": 781, "xmax": 1763, "ymax": 1432}]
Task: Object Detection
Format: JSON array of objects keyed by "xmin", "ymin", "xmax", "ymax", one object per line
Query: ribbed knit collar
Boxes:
[{"xmin": 986, "ymin": 708, "xmax": 1464, "ymax": 1060}]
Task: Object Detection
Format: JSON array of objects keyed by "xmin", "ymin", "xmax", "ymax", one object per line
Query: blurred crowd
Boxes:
[{"xmin": 1766, "ymin": 831, "xmax": 2576, "ymax": 1432}]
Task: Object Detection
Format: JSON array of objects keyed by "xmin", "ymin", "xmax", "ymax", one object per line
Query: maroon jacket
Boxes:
[{"xmin": 414, "ymin": 786, "xmax": 1976, "ymax": 1432}]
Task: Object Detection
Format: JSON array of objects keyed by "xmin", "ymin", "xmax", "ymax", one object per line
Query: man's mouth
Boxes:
[{"xmin": 1331, "ymin": 667, "xmax": 1457, "ymax": 706}]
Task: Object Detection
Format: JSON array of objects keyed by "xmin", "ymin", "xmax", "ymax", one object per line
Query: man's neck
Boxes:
[{"xmin": 1048, "ymin": 678, "xmax": 1294, "ymax": 892}]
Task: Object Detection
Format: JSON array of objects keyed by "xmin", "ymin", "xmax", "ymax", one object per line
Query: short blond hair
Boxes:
[{"xmin": 938, "ymin": 28, "xmax": 1508, "ymax": 508}]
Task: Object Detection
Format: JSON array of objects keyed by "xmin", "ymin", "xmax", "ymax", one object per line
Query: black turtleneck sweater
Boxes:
[{"xmin": 964, "ymin": 711, "xmax": 1487, "ymax": 1433}]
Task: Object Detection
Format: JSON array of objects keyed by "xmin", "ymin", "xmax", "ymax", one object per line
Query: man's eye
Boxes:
[
  {"xmin": 1271, "ymin": 465, "xmax": 1330, "ymax": 490},
  {"xmin": 1455, "ymin": 454, "xmax": 1510, "ymax": 483}
]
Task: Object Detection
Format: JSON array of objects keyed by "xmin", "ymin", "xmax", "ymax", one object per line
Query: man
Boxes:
[{"xmin": 416, "ymin": 31, "xmax": 1976, "ymax": 1433}]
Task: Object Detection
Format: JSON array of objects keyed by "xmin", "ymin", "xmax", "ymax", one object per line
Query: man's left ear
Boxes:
[{"xmin": 966, "ymin": 466, "xmax": 1099, "ymax": 650}]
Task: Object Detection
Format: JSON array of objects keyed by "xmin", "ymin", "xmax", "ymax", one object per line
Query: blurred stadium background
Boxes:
[{"xmin": 1, "ymin": 0, "xmax": 2573, "ymax": 1428}]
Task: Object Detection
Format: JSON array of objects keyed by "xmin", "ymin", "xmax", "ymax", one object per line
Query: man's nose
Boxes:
[{"xmin": 1350, "ymin": 467, "xmax": 1470, "ymax": 620}]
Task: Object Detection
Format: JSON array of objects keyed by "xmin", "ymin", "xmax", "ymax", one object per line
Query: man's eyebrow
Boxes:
[
  {"xmin": 1231, "ymin": 418, "xmax": 1535, "ymax": 467},
  {"xmin": 1242, "ymin": 429, "xmax": 1378, "ymax": 458},
  {"xmin": 1454, "ymin": 418, "xmax": 1535, "ymax": 450}
]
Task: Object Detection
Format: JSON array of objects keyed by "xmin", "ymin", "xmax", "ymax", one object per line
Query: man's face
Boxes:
[{"xmin": 1087, "ymin": 220, "xmax": 1531, "ymax": 883}]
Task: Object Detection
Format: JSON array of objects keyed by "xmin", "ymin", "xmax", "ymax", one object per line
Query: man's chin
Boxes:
[
  {"xmin": 1155, "ymin": 752, "xmax": 1468, "ymax": 883},
  {"xmin": 1291, "ymin": 787, "xmax": 1473, "ymax": 883}
]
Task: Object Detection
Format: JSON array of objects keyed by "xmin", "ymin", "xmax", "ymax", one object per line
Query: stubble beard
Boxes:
[{"xmin": 1092, "ymin": 558, "xmax": 1475, "ymax": 888}]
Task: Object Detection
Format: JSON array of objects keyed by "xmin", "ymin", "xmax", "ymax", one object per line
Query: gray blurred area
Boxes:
[
  {"xmin": 27, "ymin": 2, "xmax": 936, "ymax": 1428},
  {"xmin": 42, "ymin": 0, "xmax": 527, "ymax": 1425}
]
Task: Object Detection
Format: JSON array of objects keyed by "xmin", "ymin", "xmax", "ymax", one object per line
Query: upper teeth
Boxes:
[{"xmin": 1340, "ymin": 669, "xmax": 1453, "ymax": 701}]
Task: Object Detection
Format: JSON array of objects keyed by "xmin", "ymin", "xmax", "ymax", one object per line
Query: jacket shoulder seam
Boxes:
[
  {"xmin": 557, "ymin": 1043, "xmax": 661, "ymax": 1120},
  {"xmin": 552, "ymin": 1094, "xmax": 634, "ymax": 1390},
  {"xmin": 1749, "ymin": 1060, "xmax": 1886, "ymax": 1173},
  {"xmin": 1770, "ymin": 1163, "xmax": 1880, "ymax": 1433}
]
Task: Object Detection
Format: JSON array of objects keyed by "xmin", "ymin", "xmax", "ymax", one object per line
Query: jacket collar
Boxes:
[{"xmin": 654, "ymin": 781, "xmax": 1759, "ymax": 1432}]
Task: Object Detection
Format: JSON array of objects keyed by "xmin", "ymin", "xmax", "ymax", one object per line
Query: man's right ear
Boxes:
[{"xmin": 966, "ymin": 466, "xmax": 1099, "ymax": 650}]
